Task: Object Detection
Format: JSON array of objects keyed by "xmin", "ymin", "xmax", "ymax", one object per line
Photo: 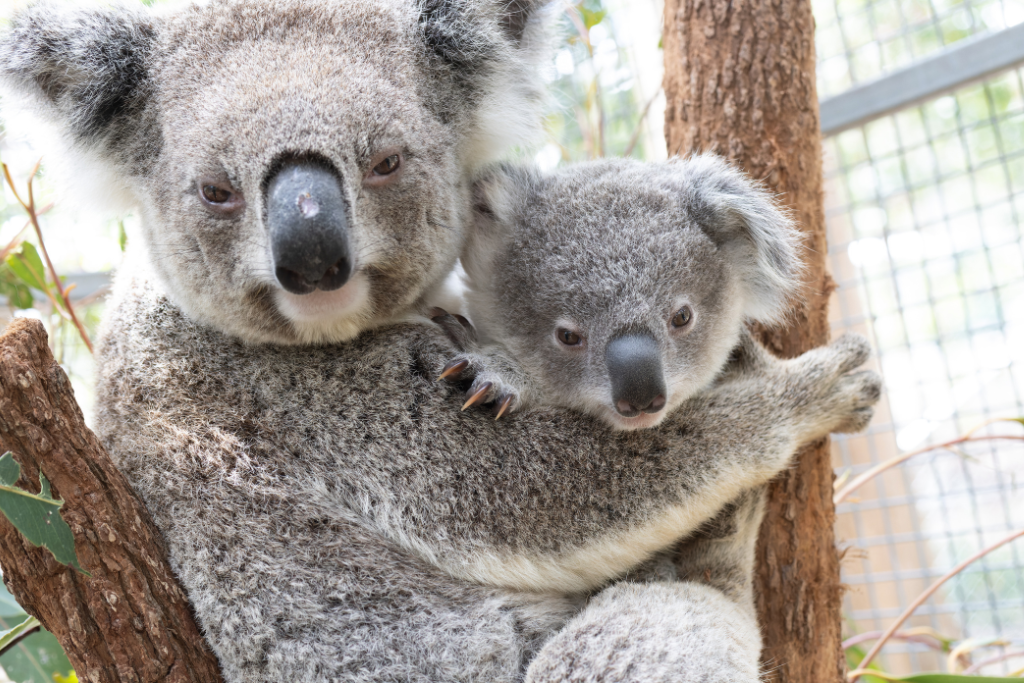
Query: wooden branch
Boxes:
[
  {"xmin": 662, "ymin": 2, "xmax": 843, "ymax": 682},
  {"xmin": 0, "ymin": 318, "xmax": 223, "ymax": 683}
]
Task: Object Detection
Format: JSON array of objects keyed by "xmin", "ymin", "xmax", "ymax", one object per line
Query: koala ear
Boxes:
[
  {"xmin": 418, "ymin": 0, "xmax": 549, "ymax": 66},
  {"xmin": 463, "ymin": 163, "xmax": 538, "ymax": 280},
  {"xmin": 0, "ymin": 2, "xmax": 157, "ymax": 153},
  {"xmin": 678, "ymin": 155, "xmax": 805, "ymax": 325}
]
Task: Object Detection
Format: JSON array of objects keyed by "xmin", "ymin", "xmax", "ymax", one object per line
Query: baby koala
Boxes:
[{"xmin": 436, "ymin": 154, "xmax": 804, "ymax": 431}]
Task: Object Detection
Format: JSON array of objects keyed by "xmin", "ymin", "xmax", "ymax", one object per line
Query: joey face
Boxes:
[
  {"xmin": 465, "ymin": 158, "xmax": 802, "ymax": 430},
  {"xmin": 497, "ymin": 228, "xmax": 746, "ymax": 431}
]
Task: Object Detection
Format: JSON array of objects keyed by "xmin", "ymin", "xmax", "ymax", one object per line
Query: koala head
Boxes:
[
  {"xmin": 0, "ymin": 0, "xmax": 550, "ymax": 344},
  {"xmin": 463, "ymin": 155, "xmax": 803, "ymax": 430}
]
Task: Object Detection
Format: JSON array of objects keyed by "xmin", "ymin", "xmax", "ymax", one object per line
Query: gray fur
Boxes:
[
  {"xmin": 453, "ymin": 157, "xmax": 804, "ymax": 429},
  {"xmin": 0, "ymin": 2, "xmax": 880, "ymax": 681}
]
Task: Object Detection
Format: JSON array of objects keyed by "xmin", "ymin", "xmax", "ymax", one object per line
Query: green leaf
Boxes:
[
  {"xmin": 579, "ymin": 7, "xmax": 606, "ymax": 29},
  {"xmin": 0, "ymin": 453, "xmax": 88, "ymax": 575},
  {"xmin": 0, "ymin": 616, "xmax": 72, "ymax": 683},
  {"xmin": 0, "ymin": 583, "xmax": 26, "ymax": 620},
  {"xmin": 5, "ymin": 243, "xmax": 48, "ymax": 294},
  {"xmin": 0, "ymin": 615, "xmax": 38, "ymax": 653}
]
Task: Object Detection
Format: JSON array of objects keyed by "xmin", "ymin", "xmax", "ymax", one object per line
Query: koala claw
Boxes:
[
  {"xmin": 495, "ymin": 395, "xmax": 514, "ymax": 420},
  {"xmin": 439, "ymin": 358, "xmax": 470, "ymax": 381},
  {"xmin": 462, "ymin": 382, "xmax": 493, "ymax": 410}
]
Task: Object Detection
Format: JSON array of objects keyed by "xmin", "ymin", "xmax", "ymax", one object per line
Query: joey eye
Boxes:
[
  {"xmin": 372, "ymin": 154, "xmax": 401, "ymax": 176},
  {"xmin": 202, "ymin": 184, "xmax": 232, "ymax": 203},
  {"xmin": 556, "ymin": 328, "xmax": 583, "ymax": 346},
  {"xmin": 671, "ymin": 306, "xmax": 693, "ymax": 328}
]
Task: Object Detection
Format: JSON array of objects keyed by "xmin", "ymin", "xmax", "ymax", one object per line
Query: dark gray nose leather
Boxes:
[
  {"xmin": 605, "ymin": 333, "xmax": 668, "ymax": 417},
  {"xmin": 267, "ymin": 161, "xmax": 352, "ymax": 294}
]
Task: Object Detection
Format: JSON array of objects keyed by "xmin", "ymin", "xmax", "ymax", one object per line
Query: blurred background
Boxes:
[{"xmin": 0, "ymin": 0, "xmax": 1022, "ymax": 680}]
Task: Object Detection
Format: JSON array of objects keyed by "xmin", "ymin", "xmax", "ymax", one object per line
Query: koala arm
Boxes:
[{"xmin": 343, "ymin": 325, "xmax": 879, "ymax": 594}]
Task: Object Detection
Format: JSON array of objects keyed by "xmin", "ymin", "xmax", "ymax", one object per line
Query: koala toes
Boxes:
[
  {"xmin": 830, "ymin": 370, "xmax": 884, "ymax": 434},
  {"xmin": 830, "ymin": 333, "xmax": 873, "ymax": 375},
  {"xmin": 437, "ymin": 351, "xmax": 524, "ymax": 420},
  {"xmin": 429, "ymin": 307, "xmax": 478, "ymax": 351},
  {"xmin": 462, "ymin": 372, "xmax": 522, "ymax": 420}
]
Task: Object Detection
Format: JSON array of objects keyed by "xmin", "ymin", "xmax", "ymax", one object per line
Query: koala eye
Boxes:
[
  {"xmin": 556, "ymin": 328, "xmax": 583, "ymax": 347},
  {"xmin": 197, "ymin": 178, "xmax": 245, "ymax": 216},
  {"xmin": 373, "ymin": 154, "xmax": 401, "ymax": 176},
  {"xmin": 202, "ymin": 184, "xmax": 232, "ymax": 203},
  {"xmin": 671, "ymin": 306, "xmax": 693, "ymax": 328}
]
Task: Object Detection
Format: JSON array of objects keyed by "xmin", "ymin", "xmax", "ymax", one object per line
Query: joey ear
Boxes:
[
  {"xmin": 679, "ymin": 155, "xmax": 804, "ymax": 324},
  {"xmin": 418, "ymin": 0, "xmax": 549, "ymax": 67},
  {"xmin": 0, "ymin": 2, "xmax": 157, "ymax": 154},
  {"xmin": 463, "ymin": 163, "xmax": 538, "ymax": 275}
]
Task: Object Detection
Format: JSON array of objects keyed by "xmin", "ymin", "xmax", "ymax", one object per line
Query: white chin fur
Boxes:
[
  {"xmin": 274, "ymin": 272, "xmax": 374, "ymax": 344},
  {"xmin": 601, "ymin": 408, "xmax": 669, "ymax": 432}
]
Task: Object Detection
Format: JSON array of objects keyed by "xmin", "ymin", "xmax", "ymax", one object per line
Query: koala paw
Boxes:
[
  {"xmin": 429, "ymin": 309, "xmax": 531, "ymax": 420},
  {"xmin": 790, "ymin": 333, "xmax": 883, "ymax": 440},
  {"xmin": 439, "ymin": 351, "xmax": 525, "ymax": 419}
]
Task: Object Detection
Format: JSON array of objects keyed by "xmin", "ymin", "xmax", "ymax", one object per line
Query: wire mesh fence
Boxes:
[{"xmin": 821, "ymin": 20, "xmax": 1024, "ymax": 678}]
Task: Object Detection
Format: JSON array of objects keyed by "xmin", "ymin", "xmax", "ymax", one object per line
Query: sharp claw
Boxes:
[
  {"xmin": 462, "ymin": 382, "xmax": 492, "ymax": 411},
  {"xmin": 495, "ymin": 395, "xmax": 513, "ymax": 420},
  {"xmin": 438, "ymin": 358, "xmax": 469, "ymax": 381},
  {"xmin": 428, "ymin": 307, "xmax": 448, "ymax": 319},
  {"xmin": 453, "ymin": 314, "xmax": 471, "ymax": 328}
]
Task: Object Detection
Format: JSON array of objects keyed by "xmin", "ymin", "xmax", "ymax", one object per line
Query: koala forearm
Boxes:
[{"xmin": 100, "ymin": 285, "xmax": 877, "ymax": 597}]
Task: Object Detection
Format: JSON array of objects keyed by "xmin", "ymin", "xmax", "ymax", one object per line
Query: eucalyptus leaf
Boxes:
[
  {"xmin": 0, "ymin": 617, "xmax": 73, "ymax": 683},
  {"xmin": 0, "ymin": 454, "xmax": 88, "ymax": 575},
  {"xmin": 0, "ymin": 616, "xmax": 38, "ymax": 653},
  {"xmin": 0, "ymin": 583, "xmax": 26, "ymax": 620},
  {"xmin": 4, "ymin": 243, "xmax": 48, "ymax": 294}
]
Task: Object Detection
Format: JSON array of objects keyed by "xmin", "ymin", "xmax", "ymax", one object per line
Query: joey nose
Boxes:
[
  {"xmin": 267, "ymin": 161, "xmax": 352, "ymax": 295},
  {"xmin": 605, "ymin": 333, "xmax": 667, "ymax": 417}
]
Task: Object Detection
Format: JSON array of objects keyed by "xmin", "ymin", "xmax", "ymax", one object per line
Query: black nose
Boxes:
[
  {"xmin": 605, "ymin": 333, "xmax": 667, "ymax": 417},
  {"xmin": 266, "ymin": 160, "xmax": 352, "ymax": 295}
]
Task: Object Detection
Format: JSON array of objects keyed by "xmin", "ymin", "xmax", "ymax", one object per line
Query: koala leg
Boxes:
[
  {"xmin": 524, "ymin": 582, "xmax": 761, "ymax": 683},
  {"xmin": 526, "ymin": 490, "xmax": 768, "ymax": 683}
]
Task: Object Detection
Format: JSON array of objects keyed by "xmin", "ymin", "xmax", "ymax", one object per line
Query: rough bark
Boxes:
[
  {"xmin": 0, "ymin": 318, "xmax": 224, "ymax": 683},
  {"xmin": 662, "ymin": 2, "xmax": 843, "ymax": 683}
]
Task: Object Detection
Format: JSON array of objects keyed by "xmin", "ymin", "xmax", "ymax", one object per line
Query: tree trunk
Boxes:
[
  {"xmin": 662, "ymin": 2, "xmax": 843, "ymax": 683},
  {"xmin": 0, "ymin": 318, "xmax": 224, "ymax": 683}
]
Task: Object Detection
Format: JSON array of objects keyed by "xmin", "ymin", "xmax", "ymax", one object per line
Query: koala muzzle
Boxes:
[
  {"xmin": 267, "ymin": 161, "xmax": 353, "ymax": 295},
  {"xmin": 605, "ymin": 333, "xmax": 668, "ymax": 417}
]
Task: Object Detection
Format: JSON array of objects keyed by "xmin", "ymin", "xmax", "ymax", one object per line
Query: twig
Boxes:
[
  {"xmin": 1, "ymin": 160, "xmax": 93, "ymax": 353},
  {"xmin": 0, "ymin": 624, "xmax": 41, "ymax": 658},
  {"xmin": 834, "ymin": 433, "xmax": 1024, "ymax": 505},
  {"xmin": 842, "ymin": 628, "xmax": 950, "ymax": 652},
  {"xmin": 962, "ymin": 649, "xmax": 1024, "ymax": 675},
  {"xmin": 623, "ymin": 89, "xmax": 662, "ymax": 158},
  {"xmin": 848, "ymin": 528, "xmax": 1024, "ymax": 682}
]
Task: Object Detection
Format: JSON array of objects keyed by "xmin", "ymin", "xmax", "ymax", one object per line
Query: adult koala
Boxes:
[{"xmin": 0, "ymin": 1, "xmax": 881, "ymax": 681}]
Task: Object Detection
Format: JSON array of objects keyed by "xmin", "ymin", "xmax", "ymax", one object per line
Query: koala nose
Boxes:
[
  {"xmin": 266, "ymin": 161, "xmax": 352, "ymax": 295},
  {"xmin": 605, "ymin": 333, "xmax": 668, "ymax": 417}
]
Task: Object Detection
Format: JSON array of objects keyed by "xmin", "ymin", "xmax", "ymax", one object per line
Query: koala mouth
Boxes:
[
  {"xmin": 602, "ymin": 408, "xmax": 670, "ymax": 431},
  {"xmin": 274, "ymin": 272, "xmax": 371, "ymax": 325}
]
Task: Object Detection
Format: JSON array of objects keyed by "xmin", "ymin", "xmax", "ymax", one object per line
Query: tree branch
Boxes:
[{"xmin": 0, "ymin": 318, "xmax": 223, "ymax": 683}]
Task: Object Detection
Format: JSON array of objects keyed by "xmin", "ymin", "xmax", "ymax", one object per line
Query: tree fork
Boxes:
[
  {"xmin": 0, "ymin": 318, "xmax": 224, "ymax": 683},
  {"xmin": 662, "ymin": 1, "xmax": 843, "ymax": 682}
]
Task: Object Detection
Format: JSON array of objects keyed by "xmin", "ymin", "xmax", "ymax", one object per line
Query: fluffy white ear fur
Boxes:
[
  {"xmin": 459, "ymin": 2, "xmax": 557, "ymax": 171},
  {"xmin": 0, "ymin": 101, "xmax": 142, "ymax": 220},
  {"xmin": 677, "ymin": 154, "xmax": 805, "ymax": 325}
]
